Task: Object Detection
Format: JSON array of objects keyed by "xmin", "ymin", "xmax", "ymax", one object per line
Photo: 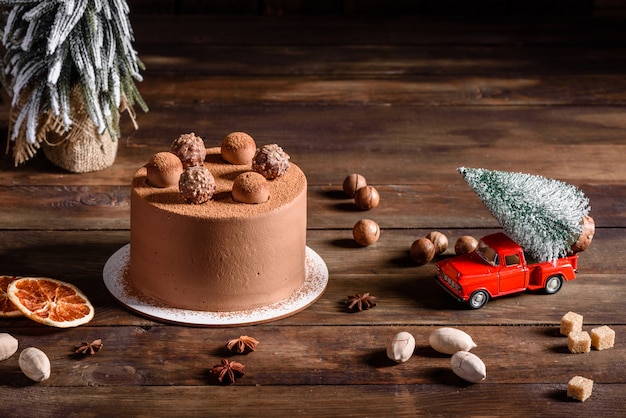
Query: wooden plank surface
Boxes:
[{"xmin": 1, "ymin": 13, "xmax": 625, "ymax": 417}]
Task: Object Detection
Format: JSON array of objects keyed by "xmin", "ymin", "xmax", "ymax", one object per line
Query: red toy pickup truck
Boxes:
[{"xmin": 435, "ymin": 233, "xmax": 578, "ymax": 309}]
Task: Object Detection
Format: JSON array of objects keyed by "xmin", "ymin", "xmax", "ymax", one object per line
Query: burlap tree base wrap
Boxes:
[
  {"xmin": 10, "ymin": 86, "xmax": 121, "ymax": 173},
  {"xmin": 41, "ymin": 87, "xmax": 119, "ymax": 173},
  {"xmin": 43, "ymin": 128, "xmax": 117, "ymax": 174}
]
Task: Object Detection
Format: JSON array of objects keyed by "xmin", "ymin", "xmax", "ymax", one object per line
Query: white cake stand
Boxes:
[{"xmin": 103, "ymin": 244, "xmax": 328, "ymax": 326}]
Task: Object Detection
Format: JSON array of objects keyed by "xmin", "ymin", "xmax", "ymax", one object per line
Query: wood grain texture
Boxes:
[{"xmin": 0, "ymin": 14, "xmax": 624, "ymax": 416}]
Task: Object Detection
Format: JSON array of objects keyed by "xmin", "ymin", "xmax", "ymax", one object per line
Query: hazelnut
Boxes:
[
  {"xmin": 571, "ymin": 215, "xmax": 595, "ymax": 253},
  {"xmin": 342, "ymin": 173, "xmax": 367, "ymax": 197},
  {"xmin": 353, "ymin": 219, "xmax": 380, "ymax": 246},
  {"xmin": 354, "ymin": 185, "xmax": 380, "ymax": 210},
  {"xmin": 179, "ymin": 166, "xmax": 216, "ymax": 204},
  {"xmin": 455, "ymin": 235, "xmax": 478, "ymax": 255},
  {"xmin": 221, "ymin": 132, "xmax": 257, "ymax": 165},
  {"xmin": 146, "ymin": 152, "xmax": 183, "ymax": 188},
  {"xmin": 410, "ymin": 238, "xmax": 435, "ymax": 265},
  {"xmin": 232, "ymin": 172, "xmax": 270, "ymax": 204},
  {"xmin": 252, "ymin": 144, "xmax": 290, "ymax": 179},
  {"xmin": 426, "ymin": 231, "xmax": 449, "ymax": 256},
  {"xmin": 171, "ymin": 133, "xmax": 206, "ymax": 168}
]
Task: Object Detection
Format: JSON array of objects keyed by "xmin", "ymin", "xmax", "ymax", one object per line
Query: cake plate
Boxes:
[{"xmin": 103, "ymin": 244, "xmax": 328, "ymax": 326}]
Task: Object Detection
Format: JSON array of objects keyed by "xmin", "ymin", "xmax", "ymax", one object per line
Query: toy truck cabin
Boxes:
[{"xmin": 435, "ymin": 233, "xmax": 578, "ymax": 309}]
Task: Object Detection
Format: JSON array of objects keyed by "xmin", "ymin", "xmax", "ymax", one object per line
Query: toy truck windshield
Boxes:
[{"xmin": 476, "ymin": 239, "xmax": 498, "ymax": 266}]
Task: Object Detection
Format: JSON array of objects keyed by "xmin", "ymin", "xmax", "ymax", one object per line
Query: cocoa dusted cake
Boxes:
[{"xmin": 129, "ymin": 132, "xmax": 308, "ymax": 312}]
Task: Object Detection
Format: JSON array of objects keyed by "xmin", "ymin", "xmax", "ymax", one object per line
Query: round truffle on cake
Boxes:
[
  {"xmin": 252, "ymin": 144, "xmax": 290, "ymax": 179},
  {"xmin": 232, "ymin": 171, "xmax": 270, "ymax": 204},
  {"xmin": 171, "ymin": 133, "xmax": 206, "ymax": 168},
  {"xmin": 221, "ymin": 132, "xmax": 257, "ymax": 165},
  {"xmin": 179, "ymin": 166, "xmax": 216, "ymax": 204},
  {"xmin": 146, "ymin": 152, "xmax": 184, "ymax": 188}
]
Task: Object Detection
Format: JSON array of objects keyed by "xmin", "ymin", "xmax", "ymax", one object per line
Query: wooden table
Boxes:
[{"xmin": 1, "ymin": 11, "xmax": 625, "ymax": 417}]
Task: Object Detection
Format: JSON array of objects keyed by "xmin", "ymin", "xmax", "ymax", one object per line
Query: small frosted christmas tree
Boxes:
[
  {"xmin": 0, "ymin": 0, "xmax": 147, "ymax": 170},
  {"xmin": 458, "ymin": 167, "xmax": 593, "ymax": 262}
]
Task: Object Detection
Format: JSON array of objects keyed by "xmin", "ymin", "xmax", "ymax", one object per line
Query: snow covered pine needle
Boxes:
[{"xmin": 458, "ymin": 167, "xmax": 591, "ymax": 262}]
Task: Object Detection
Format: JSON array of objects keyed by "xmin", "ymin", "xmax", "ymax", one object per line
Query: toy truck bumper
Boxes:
[{"xmin": 434, "ymin": 274, "xmax": 467, "ymax": 303}]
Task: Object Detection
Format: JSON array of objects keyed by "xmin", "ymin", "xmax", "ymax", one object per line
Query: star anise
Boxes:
[
  {"xmin": 211, "ymin": 358, "xmax": 245, "ymax": 384},
  {"xmin": 345, "ymin": 292, "xmax": 377, "ymax": 311},
  {"xmin": 75, "ymin": 339, "xmax": 103, "ymax": 355},
  {"xmin": 226, "ymin": 335, "xmax": 259, "ymax": 354}
]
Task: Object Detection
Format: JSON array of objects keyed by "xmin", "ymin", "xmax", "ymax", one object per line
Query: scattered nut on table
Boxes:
[
  {"xmin": 429, "ymin": 327, "xmax": 477, "ymax": 355},
  {"xmin": 354, "ymin": 185, "xmax": 380, "ymax": 210},
  {"xmin": 386, "ymin": 331, "xmax": 416, "ymax": 363},
  {"xmin": 455, "ymin": 235, "xmax": 478, "ymax": 255},
  {"xmin": 0, "ymin": 333, "xmax": 18, "ymax": 361},
  {"xmin": 451, "ymin": 350, "xmax": 486, "ymax": 383},
  {"xmin": 342, "ymin": 173, "xmax": 367, "ymax": 197},
  {"xmin": 426, "ymin": 231, "xmax": 449, "ymax": 255},
  {"xmin": 353, "ymin": 219, "xmax": 380, "ymax": 246},
  {"xmin": 19, "ymin": 347, "xmax": 51, "ymax": 382},
  {"xmin": 410, "ymin": 238, "xmax": 435, "ymax": 265}
]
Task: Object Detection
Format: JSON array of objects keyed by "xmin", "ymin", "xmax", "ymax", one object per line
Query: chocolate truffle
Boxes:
[
  {"xmin": 171, "ymin": 133, "xmax": 206, "ymax": 168},
  {"xmin": 343, "ymin": 173, "xmax": 367, "ymax": 197},
  {"xmin": 252, "ymin": 144, "xmax": 290, "ymax": 179},
  {"xmin": 221, "ymin": 132, "xmax": 257, "ymax": 165},
  {"xmin": 146, "ymin": 152, "xmax": 184, "ymax": 188},
  {"xmin": 232, "ymin": 171, "xmax": 270, "ymax": 204},
  {"xmin": 179, "ymin": 166, "xmax": 216, "ymax": 204}
]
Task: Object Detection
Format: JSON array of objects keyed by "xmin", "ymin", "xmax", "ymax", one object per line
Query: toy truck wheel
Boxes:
[
  {"xmin": 544, "ymin": 275, "xmax": 563, "ymax": 294},
  {"xmin": 468, "ymin": 290, "xmax": 489, "ymax": 309}
]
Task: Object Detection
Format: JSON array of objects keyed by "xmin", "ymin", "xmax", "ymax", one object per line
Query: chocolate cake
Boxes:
[{"xmin": 129, "ymin": 141, "xmax": 307, "ymax": 312}]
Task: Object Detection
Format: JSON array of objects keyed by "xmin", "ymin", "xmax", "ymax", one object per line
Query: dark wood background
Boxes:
[{"xmin": 0, "ymin": 1, "xmax": 625, "ymax": 416}]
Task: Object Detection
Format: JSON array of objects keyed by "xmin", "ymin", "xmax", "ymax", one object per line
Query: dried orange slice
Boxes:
[
  {"xmin": 7, "ymin": 277, "xmax": 94, "ymax": 328},
  {"xmin": 0, "ymin": 275, "xmax": 23, "ymax": 317}
]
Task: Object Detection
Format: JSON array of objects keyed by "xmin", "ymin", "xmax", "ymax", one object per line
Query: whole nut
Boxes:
[
  {"xmin": 429, "ymin": 327, "xmax": 477, "ymax": 355},
  {"xmin": 455, "ymin": 235, "xmax": 478, "ymax": 255},
  {"xmin": 410, "ymin": 238, "xmax": 435, "ymax": 265},
  {"xmin": 386, "ymin": 331, "xmax": 416, "ymax": 363},
  {"xmin": 342, "ymin": 173, "xmax": 367, "ymax": 197},
  {"xmin": 426, "ymin": 231, "xmax": 449, "ymax": 256},
  {"xmin": 354, "ymin": 185, "xmax": 380, "ymax": 210},
  {"xmin": 353, "ymin": 219, "xmax": 380, "ymax": 246},
  {"xmin": 571, "ymin": 215, "xmax": 595, "ymax": 253},
  {"xmin": 19, "ymin": 347, "xmax": 51, "ymax": 382},
  {"xmin": 0, "ymin": 333, "xmax": 18, "ymax": 361},
  {"xmin": 451, "ymin": 351, "xmax": 486, "ymax": 383}
]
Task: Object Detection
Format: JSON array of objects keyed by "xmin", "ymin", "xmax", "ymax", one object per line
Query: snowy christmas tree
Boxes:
[
  {"xmin": 458, "ymin": 167, "xmax": 592, "ymax": 262},
  {"xmin": 0, "ymin": 0, "xmax": 147, "ymax": 169}
]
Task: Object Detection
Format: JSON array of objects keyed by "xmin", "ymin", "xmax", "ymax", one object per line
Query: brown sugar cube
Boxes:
[
  {"xmin": 567, "ymin": 331, "xmax": 591, "ymax": 354},
  {"xmin": 590, "ymin": 325, "xmax": 615, "ymax": 351},
  {"xmin": 560, "ymin": 311, "xmax": 583, "ymax": 336},
  {"xmin": 567, "ymin": 375, "xmax": 594, "ymax": 402}
]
